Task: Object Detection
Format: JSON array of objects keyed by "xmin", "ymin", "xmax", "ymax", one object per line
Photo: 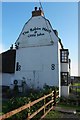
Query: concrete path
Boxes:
[
  {"xmin": 54, "ymin": 106, "xmax": 76, "ymax": 114},
  {"xmin": 45, "ymin": 106, "xmax": 80, "ymax": 119},
  {"xmin": 54, "ymin": 107, "xmax": 80, "ymax": 119}
]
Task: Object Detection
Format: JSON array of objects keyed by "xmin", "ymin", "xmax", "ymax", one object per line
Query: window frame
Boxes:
[
  {"xmin": 61, "ymin": 72, "xmax": 68, "ymax": 86},
  {"xmin": 60, "ymin": 49, "xmax": 69, "ymax": 63}
]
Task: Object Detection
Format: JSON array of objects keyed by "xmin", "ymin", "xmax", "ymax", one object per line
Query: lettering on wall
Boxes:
[
  {"xmin": 51, "ymin": 64, "xmax": 55, "ymax": 70},
  {"xmin": 22, "ymin": 27, "xmax": 51, "ymax": 38},
  {"xmin": 16, "ymin": 62, "xmax": 21, "ymax": 71}
]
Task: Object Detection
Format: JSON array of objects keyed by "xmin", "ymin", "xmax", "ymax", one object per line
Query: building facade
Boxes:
[{"xmin": 1, "ymin": 7, "xmax": 71, "ymax": 97}]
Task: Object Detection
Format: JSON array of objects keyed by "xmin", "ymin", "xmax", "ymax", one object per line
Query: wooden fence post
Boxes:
[
  {"xmin": 52, "ymin": 91, "xmax": 54, "ymax": 107},
  {"xmin": 44, "ymin": 95, "xmax": 46, "ymax": 114},
  {"xmin": 27, "ymin": 101, "xmax": 31, "ymax": 120},
  {"xmin": 53, "ymin": 90, "xmax": 56, "ymax": 106}
]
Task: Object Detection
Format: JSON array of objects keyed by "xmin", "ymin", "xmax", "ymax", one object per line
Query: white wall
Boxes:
[
  {"xmin": 61, "ymin": 86, "xmax": 69, "ymax": 97},
  {"xmin": 16, "ymin": 16, "xmax": 58, "ymax": 48},
  {"xmin": 15, "ymin": 42, "xmax": 59, "ymax": 89},
  {"xmin": 58, "ymin": 42, "xmax": 62, "ymax": 97},
  {"xmin": 2, "ymin": 73, "xmax": 14, "ymax": 86},
  {"xmin": 61, "ymin": 63, "xmax": 69, "ymax": 72},
  {"xmin": 15, "ymin": 15, "xmax": 60, "ymax": 89}
]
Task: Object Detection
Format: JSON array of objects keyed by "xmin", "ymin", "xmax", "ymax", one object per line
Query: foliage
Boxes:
[
  {"xmin": 58, "ymin": 103, "xmax": 80, "ymax": 111},
  {"xmin": 2, "ymin": 85, "xmax": 59, "ymax": 120},
  {"xmin": 13, "ymin": 84, "xmax": 19, "ymax": 96},
  {"xmin": 3, "ymin": 97, "xmax": 29, "ymax": 120},
  {"xmin": 60, "ymin": 96, "xmax": 80, "ymax": 106},
  {"xmin": 45, "ymin": 109, "xmax": 80, "ymax": 118},
  {"xmin": 45, "ymin": 110, "xmax": 62, "ymax": 118},
  {"xmin": 43, "ymin": 84, "xmax": 59, "ymax": 94},
  {"xmin": 73, "ymin": 83, "xmax": 80, "ymax": 86}
]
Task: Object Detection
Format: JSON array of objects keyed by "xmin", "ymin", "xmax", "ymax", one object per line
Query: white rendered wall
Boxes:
[
  {"xmin": 2, "ymin": 73, "xmax": 14, "ymax": 87},
  {"xmin": 15, "ymin": 16, "xmax": 58, "ymax": 48},
  {"xmin": 58, "ymin": 42, "xmax": 62, "ymax": 97},
  {"xmin": 15, "ymin": 42, "xmax": 59, "ymax": 89},
  {"xmin": 61, "ymin": 86, "xmax": 69, "ymax": 97},
  {"xmin": 61, "ymin": 63, "xmax": 69, "ymax": 72},
  {"xmin": 15, "ymin": 15, "xmax": 59, "ymax": 89}
]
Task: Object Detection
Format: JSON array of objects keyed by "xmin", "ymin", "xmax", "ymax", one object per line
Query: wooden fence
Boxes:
[{"xmin": 0, "ymin": 90, "xmax": 59, "ymax": 120}]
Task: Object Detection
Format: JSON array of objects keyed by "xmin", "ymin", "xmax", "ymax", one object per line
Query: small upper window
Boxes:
[{"xmin": 60, "ymin": 49, "xmax": 69, "ymax": 63}]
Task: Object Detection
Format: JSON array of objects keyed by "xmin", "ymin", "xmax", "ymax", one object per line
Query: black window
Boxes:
[
  {"xmin": 60, "ymin": 49, "xmax": 69, "ymax": 63},
  {"xmin": 61, "ymin": 72, "xmax": 68, "ymax": 86}
]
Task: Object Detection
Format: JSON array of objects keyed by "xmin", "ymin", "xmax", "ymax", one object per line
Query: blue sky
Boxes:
[{"xmin": 2, "ymin": 2, "xmax": 78, "ymax": 76}]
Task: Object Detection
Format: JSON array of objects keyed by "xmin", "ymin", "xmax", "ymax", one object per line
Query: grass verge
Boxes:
[
  {"xmin": 45, "ymin": 110, "xmax": 63, "ymax": 118},
  {"xmin": 58, "ymin": 103, "xmax": 80, "ymax": 111},
  {"xmin": 73, "ymin": 83, "xmax": 80, "ymax": 86}
]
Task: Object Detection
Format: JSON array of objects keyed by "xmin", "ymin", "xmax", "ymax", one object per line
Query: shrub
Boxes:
[
  {"xmin": 4, "ymin": 97, "xmax": 29, "ymax": 120},
  {"xmin": 3, "ymin": 85, "xmax": 59, "ymax": 119}
]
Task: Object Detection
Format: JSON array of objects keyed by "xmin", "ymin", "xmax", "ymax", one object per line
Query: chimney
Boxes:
[
  {"xmin": 35, "ymin": 7, "xmax": 37, "ymax": 11},
  {"xmin": 32, "ymin": 7, "xmax": 44, "ymax": 17}
]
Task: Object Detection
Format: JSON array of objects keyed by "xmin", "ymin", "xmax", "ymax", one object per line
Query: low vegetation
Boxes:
[
  {"xmin": 2, "ymin": 85, "xmax": 58, "ymax": 120},
  {"xmin": 45, "ymin": 109, "xmax": 80, "ymax": 118},
  {"xmin": 44, "ymin": 82, "xmax": 80, "ymax": 118},
  {"xmin": 73, "ymin": 83, "xmax": 80, "ymax": 86},
  {"xmin": 2, "ymin": 82, "xmax": 80, "ymax": 119},
  {"xmin": 45, "ymin": 110, "xmax": 63, "ymax": 118}
]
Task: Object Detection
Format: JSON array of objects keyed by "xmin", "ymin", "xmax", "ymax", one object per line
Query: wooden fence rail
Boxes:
[{"xmin": 0, "ymin": 90, "xmax": 59, "ymax": 120}]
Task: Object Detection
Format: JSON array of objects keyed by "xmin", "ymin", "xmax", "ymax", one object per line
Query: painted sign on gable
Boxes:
[{"xmin": 22, "ymin": 27, "xmax": 51, "ymax": 38}]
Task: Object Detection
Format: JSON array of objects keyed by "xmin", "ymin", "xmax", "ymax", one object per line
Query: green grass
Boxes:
[
  {"xmin": 71, "ymin": 82, "xmax": 80, "ymax": 93},
  {"xmin": 58, "ymin": 103, "xmax": 80, "ymax": 111},
  {"xmin": 45, "ymin": 103, "xmax": 80, "ymax": 118},
  {"xmin": 45, "ymin": 108, "xmax": 80, "ymax": 118},
  {"xmin": 73, "ymin": 83, "xmax": 80, "ymax": 86},
  {"xmin": 72, "ymin": 88, "xmax": 80, "ymax": 93},
  {"xmin": 45, "ymin": 110, "xmax": 63, "ymax": 118},
  {"xmin": 46, "ymin": 87, "xmax": 80, "ymax": 118},
  {"xmin": 0, "ymin": 112, "xmax": 4, "ymax": 116}
]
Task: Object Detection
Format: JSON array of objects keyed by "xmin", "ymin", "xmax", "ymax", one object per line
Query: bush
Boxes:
[
  {"xmin": 3, "ymin": 85, "xmax": 59, "ymax": 119},
  {"xmin": 43, "ymin": 84, "xmax": 59, "ymax": 94},
  {"xmin": 60, "ymin": 96, "xmax": 80, "ymax": 106},
  {"xmin": 13, "ymin": 84, "xmax": 19, "ymax": 96},
  {"xmin": 5, "ymin": 97, "xmax": 29, "ymax": 120}
]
